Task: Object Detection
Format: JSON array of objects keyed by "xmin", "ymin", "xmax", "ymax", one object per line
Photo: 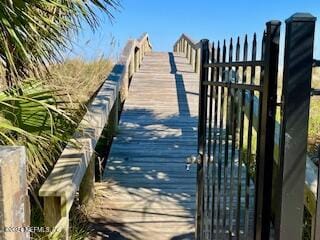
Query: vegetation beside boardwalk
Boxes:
[
  {"xmin": 309, "ymin": 67, "xmax": 320, "ymax": 157},
  {"xmin": 0, "ymin": 1, "xmax": 118, "ymax": 239}
]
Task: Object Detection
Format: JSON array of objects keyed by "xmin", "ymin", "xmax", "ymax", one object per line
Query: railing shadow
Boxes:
[{"xmin": 171, "ymin": 232, "xmax": 195, "ymax": 240}]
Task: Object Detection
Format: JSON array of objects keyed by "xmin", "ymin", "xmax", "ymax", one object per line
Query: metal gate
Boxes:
[
  {"xmin": 195, "ymin": 13, "xmax": 317, "ymax": 240},
  {"xmin": 196, "ymin": 20, "xmax": 280, "ymax": 240}
]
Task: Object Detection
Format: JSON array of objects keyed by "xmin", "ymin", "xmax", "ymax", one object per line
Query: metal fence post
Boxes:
[
  {"xmin": 254, "ymin": 20, "xmax": 281, "ymax": 240},
  {"xmin": 196, "ymin": 39, "xmax": 209, "ymax": 240},
  {"xmin": 274, "ymin": 13, "xmax": 316, "ymax": 240}
]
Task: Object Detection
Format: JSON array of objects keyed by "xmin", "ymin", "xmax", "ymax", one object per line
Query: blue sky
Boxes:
[{"xmin": 69, "ymin": 0, "xmax": 320, "ymax": 60}]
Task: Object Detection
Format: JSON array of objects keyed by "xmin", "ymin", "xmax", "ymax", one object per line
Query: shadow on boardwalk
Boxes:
[{"xmin": 88, "ymin": 52, "xmax": 198, "ymax": 240}]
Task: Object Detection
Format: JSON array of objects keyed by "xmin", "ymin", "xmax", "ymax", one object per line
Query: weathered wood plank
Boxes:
[{"xmin": 89, "ymin": 52, "xmax": 198, "ymax": 240}]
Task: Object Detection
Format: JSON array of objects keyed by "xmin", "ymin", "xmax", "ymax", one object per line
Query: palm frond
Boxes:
[
  {"xmin": 0, "ymin": 80, "xmax": 76, "ymax": 187},
  {"xmin": 0, "ymin": 0, "xmax": 119, "ymax": 85}
]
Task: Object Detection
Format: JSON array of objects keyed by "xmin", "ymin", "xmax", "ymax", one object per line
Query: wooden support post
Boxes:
[
  {"xmin": 44, "ymin": 196, "xmax": 69, "ymax": 240},
  {"xmin": 139, "ymin": 48, "xmax": 143, "ymax": 66},
  {"xmin": 44, "ymin": 197, "xmax": 61, "ymax": 228},
  {"xmin": 191, "ymin": 49, "xmax": 196, "ymax": 72},
  {"xmin": 186, "ymin": 44, "xmax": 189, "ymax": 59},
  {"xmin": 79, "ymin": 157, "xmax": 95, "ymax": 205},
  {"xmin": 121, "ymin": 59, "xmax": 132, "ymax": 103},
  {"xmin": 196, "ymin": 48, "xmax": 201, "ymax": 73},
  {"xmin": 117, "ymin": 93, "xmax": 122, "ymax": 120},
  {"xmin": 135, "ymin": 50, "xmax": 138, "ymax": 71},
  {"xmin": 184, "ymin": 39, "xmax": 187, "ymax": 56},
  {"xmin": 108, "ymin": 96, "xmax": 119, "ymax": 136},
  {"xmin": 130, "ymin": 57, "xmax": 135, "ymax": 77},
  {"xmin": 0, "ymin": 147, "xmax": 30, "ymax": 240}
]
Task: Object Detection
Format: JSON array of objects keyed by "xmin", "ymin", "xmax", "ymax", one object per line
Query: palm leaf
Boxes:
[
  {"xmin": 0, "ymin": 80, "xmax": 76, "ymax": 187},
  {"xmin": 0, "ymin": 0, "xmax": 120, "ymax": 85}
]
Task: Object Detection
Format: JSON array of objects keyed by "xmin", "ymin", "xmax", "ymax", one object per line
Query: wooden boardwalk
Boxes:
[{"xmin": 89, "ymin": 52, "xmax": 199, "ymax": 240}]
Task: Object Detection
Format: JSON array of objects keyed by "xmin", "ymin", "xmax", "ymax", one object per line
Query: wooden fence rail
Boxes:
[
  {"xmin": 174, "ymin": 34, "xmax": 202, "ymax": 73},
  {"xmin": 38, "ymin": 33, "xmax": 152, "ymax": 239}
]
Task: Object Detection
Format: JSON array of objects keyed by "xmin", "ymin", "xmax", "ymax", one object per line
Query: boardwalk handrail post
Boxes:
[
  {"xmin": 184, "ymin": 39, "xmax": 188, "ymax": 56},
  {"xmin": 254, "ymin": 20, "xmax": 281, "ymax": 240},
  {"xmin": 186, "ymin": 43, "xmax": 190, "ymax": 59},
  {"xmin": 196, "ymin": 39, "xmax": 210, "ymax": 240},
  {"xmin": 173, "ymin": 35, "xmax": 204, "ymax": 74},
  {"xmin": 196, "ymin": 48, "xmax": 201, "ymax": 73},
  {"xmin": 0, "ymin": 147, "xmax": 29, "ymax": 240},
  {"xmin": 191, "ymin": 49, "xmax": 196, "ymax": 71},
  {"xmin": 274, "ymin": 13, "xmax": 316, "ymax": 240}
]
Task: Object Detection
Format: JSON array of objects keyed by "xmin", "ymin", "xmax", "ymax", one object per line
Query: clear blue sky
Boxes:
[{"xmin": 69, "ymin": 0, "xmax": 320, "ymax": 60}]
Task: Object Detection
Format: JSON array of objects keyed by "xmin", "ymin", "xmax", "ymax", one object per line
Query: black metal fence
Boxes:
[{"xmin": 196, "ymin": 13, "xmax": 318, "ymax": 240}]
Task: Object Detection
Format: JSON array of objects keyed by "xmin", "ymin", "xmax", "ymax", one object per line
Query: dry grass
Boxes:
[
  {"xmin": 309, "ymin": 68, "xmax": 320, "ymax": 155},
  {"xmin": 47, "ymin": 57, "xmax": 113, "ymax": 111}
]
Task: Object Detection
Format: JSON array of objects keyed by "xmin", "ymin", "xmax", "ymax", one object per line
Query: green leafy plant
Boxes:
[
  {"xmin": 0, "ymin": 0, "xmax": 119, "ymax": 86},
  {"xmin": 0, "ymin": 80, "xmax": 76, "ymax": 187}
]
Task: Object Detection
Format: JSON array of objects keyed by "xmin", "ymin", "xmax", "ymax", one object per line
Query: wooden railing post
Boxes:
[
  {"xmin": 134, "ymin": 49, "xmax": 139, "ymax": 72},
  {"xmin": 79, "ymin": 156, "xmax": 95, "ymax": 204},
  {"xmin": 0, "ymin": 147, "xmax": 30, "ymax": 240},
  {"xmin": 107, "ymin": 94, "xmax": 119, "ymax": 137},
  {"xmin": 142, "ymin": 44, "xmax": 145, "ymax": 58},
  {"xmin": 139, "ymin": 47, "xmax": 143, "ymax": 66},
  {"xmin": 184, "ymin": 39, "xmax": 187, "ymax": 55},
  {"xmin": 191, "ymin": 49, "xmax": 195, "ymax": 71},
  {"xmin": 196, "ymin": 48, "xmax": 201, "ymax": 73},
  {"xmin": 181, "ymin": 39, "xmax": 184, "ymax": 53},
  {"xmin": 181, "ymin": 39, "xmax": 183, "ymax": 53},
  {"xmin": 274, "ymin": 13, "xmax": 316, "ymax": 240},
  {"xmin": 130, "ymin": 56, "xmax": 135, "ymax": 77},
  {"xmin": 186, "ymin": 43, "xmax": 190, "ymax": 59},
  {"xmin": 43, "ymin": 197, "xmax": 65, "ymax": 236}
]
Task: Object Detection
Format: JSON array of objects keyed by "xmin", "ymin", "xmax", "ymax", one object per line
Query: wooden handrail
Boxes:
[
  {"xmin": 118, "ymin": 33, "xmax": 152, "ymax": 101},
  {"xmin": 173, "ymin": 33, "xmax": 213, "ymax": 73},
  {"xmin": 173, "ymin": 34, "xmax": 202, "ymax": 73},
  {"xmin": 39, "ymin": 33, "xmax": 152, "ymax": 239},
  {"xmin": 174, "ymin": 34, "xmax": 201, "ymax": 50}
]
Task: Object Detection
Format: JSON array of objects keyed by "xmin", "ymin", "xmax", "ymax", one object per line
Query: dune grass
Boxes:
[
  {"xmin": 309, "ymin": 67, "xmax": 320, "ymax": 155},
  {"xmin": 47, "ymin": 58, "xmax": 113, "ymax": 108}
]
